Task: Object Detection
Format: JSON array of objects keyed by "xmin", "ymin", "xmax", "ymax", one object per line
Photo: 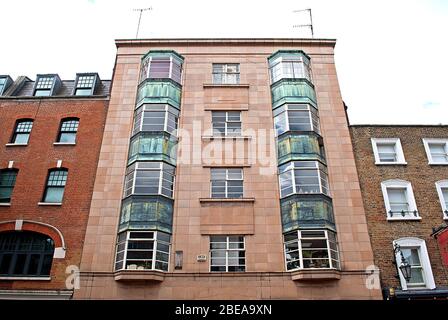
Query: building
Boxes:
[
  {"xmin": 0, "ymin": 73, "xmax": 110, "ymax": 299},
  {"xmin": 73, "ymin": 38, "xmax": 381, "ymax": 300},
  {"xmin": 350, "ymin": 125, "xmax": 448, "ymax": 299}
]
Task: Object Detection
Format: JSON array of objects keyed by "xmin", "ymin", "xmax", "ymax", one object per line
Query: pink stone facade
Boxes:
[{"xmin": 74, "ymin": 39, "xmax": 381, "ymax": 300}]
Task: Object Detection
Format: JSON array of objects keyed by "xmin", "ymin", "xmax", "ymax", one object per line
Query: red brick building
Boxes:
[
  {"xmin": 350, "ymin": 125, "xmax": 448, "ymax": 299},
  {"xmin": 0, "ymin": 73, "xmax": 110, "ymax": 299}
]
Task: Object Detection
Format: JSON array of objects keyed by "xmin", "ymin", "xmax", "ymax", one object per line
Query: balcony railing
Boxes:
[
  {"xmin": 136, "ymin": 79, "xmax": 182, "ymax": 110},
  {"xmin": 277, "ymin": 132, "xmax": 325, "ymax": 166},
  {"xmin": 119, "ymin": 195, "xmax": 174, "ymax": 234},
  {"xmin": 280, "ymin": 194, "xmax": 335, "ymax": 233},
  {"xmin": 128, "ymin": 132, "xmax": 177, "ymax": 166},
  {"xmin": 271, "ymin": 78, "xmax": 317, "ymax": 110}
]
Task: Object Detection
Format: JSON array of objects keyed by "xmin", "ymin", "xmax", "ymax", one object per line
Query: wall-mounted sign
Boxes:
[{"xmin": 197, "ymin": 254, "xmax": 207, "ymax": 262}]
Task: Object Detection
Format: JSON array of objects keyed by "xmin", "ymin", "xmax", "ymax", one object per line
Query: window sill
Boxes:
[
  {"xmin": 0, "ymin": 203, "xmax": 11, "ymax": 207},
  {"xmin": 5, "ymin": 143, "xmax": 28, "ymax": 147},
  {"xmin": 202, "ymin": 136, "xmax": 252, "ymax": 141},
  {"xmin": 0, "ymin": 276, "xmax": 51, "ymax": 281},
  {"xmin": 387, "ymin": 216, "xmax": 422, "ymax": 221},
  {"xmin": 114, "ymin": 270, "xmax": 165, "ymax": 282},
  {"xmin": 428, "ymin": 162, "xmax": 448, "ymax": 166},
  {"xmin": 199, "ymin": 198, "xmax": 255, "ymax": 203},
  {"xmin": 375, "ymin": 162, "xmax": 407, "ymax": 165},
  {"xmin": 290, "ymin": 269, "xmax": 341, "ymax": 281},
  {"xmin": 53, "ymin": 142, "xmax": 76, "ymax": 146},
  {"xmin": 203, "ymin": 83, "xmax": 250, "ymax": 88},
  {"xmin": 37, "ymin": 202, "xmax": 62, "ymax": 206}
]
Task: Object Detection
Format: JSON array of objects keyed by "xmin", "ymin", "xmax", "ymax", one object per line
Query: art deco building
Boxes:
[
  {"xmin": 0, "ymin": 73, "xmax": 110, "ymax": 299},
  {"xmin": 350, "ymin": 125, "xmax": 448, "ymax": 299},
  {"xmin": 74, "ymin": 38, "xmax": 381, "ymax": 299}
]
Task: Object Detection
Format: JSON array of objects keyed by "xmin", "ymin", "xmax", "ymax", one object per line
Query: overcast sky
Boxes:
[{"xmin": 0, "ymin": 0, "xmax": 447, "ymax": 124}]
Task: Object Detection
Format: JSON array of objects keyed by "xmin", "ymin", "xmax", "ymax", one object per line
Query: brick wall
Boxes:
[
  {"xmin": 350, "ymin": 125, "xmax": 448, "ymax": 290},
  {"xmin": 0, "ymin": 98, "xmax": 108, "ymax": 290}
]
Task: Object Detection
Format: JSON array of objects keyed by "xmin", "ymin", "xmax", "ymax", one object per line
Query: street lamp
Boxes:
[{"xmin": 393, "ymin": 243, "xmax": 412, "ymax": 282}]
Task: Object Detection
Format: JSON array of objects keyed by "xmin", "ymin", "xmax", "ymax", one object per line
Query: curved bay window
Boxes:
[
  {"xmin": 115, "ymin": 230, "xmax": 170, "ymax": 272},
  {"xmin": 139, "ymin": 52, "xmax": 183, "ymax": 85},
  {"xmin": 119, "ymin": 196, "xmax": 174, "ymax": 233},
  {"xmin": 128, "ymin": 133, "xmax": 177, "ymax": 166},
  {"xmin": 280, "ymin": 194, "xmax": 335, "ymax": 232},
  {"xmin": 123, "ymin": 162, "xmax": 175, "ymax": 199},
  {"xmin": 273, "ymin": 104, "xmax": 320, "ymax": 136},
  {"xmin": 277, "ymin": 133, "xmax": 325, "ymax": 166},
  {"xmin": 284, "ymin": 229, "xmax": 339, "ymax": 271},
  {"xmin": 136, "ymin": 79, "xmax": 182, "ymax": 110},
  {"xmin": 0, "ymin": 231, "xmax": 54, "ymax": 277},
  {"xmin": 0, "ymin": 169, "xmax": 18, "ymax": 203},
  {"xmin": 279, "ymin": 161, "xmax": 329, "ymax": 198},
  {"xmin": 133, "ymin": 104, "xmax": 178, "ymax": 136},
  {"xmin": 268, "ymin": 50, "xmax": 312, "ymax": 84},
  {"xmin": 271, "ymin": 79, "xmax": 317, "ymax": 110}
]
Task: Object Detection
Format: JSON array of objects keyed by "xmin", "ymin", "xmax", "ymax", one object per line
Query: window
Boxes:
[
  {"xmin": 269, "ymin": 54, "xmax": 312, "ymax": 83},
  {"xmin": 0, "ymin": 231, "xmax": 54, "ymax": 277},
  {"xmin": 123, "ymin": 162, "xmax": 175, "ymax": 198},
  {"xmin": 57, "ymin": 118, "xmax": 79, "ymax": 143},
  {"xmin": 210, "ymin": 168, "xmax": 243, "ymax": 198},
  {"xmin": 284, "ymin": 229, "xmax": 339, "ymax": 271},
  {"xmin": 423, "ymin": 139, "xmax": 448, "ymax": 165},
  {"xmin": 435, "ymin": 180, "xmax": 448, "ymax": 219},
  {"xmin": 393, "ymin": 238, "xmax": 435, "ymax": 290},
  {"xmin": 0, "ymin": 76, "xmax": 12, "ymax": 95},
  {"xmin": 43, "ymin": 169, "xmax": 68, "ymax": 203},
  {"xmin": 0, "ymin": 77, "xmax": 6, "ymax": 94},
  {"xmin": 115, "ymin": 231, "xmax": 170, "ymax": 272},
  {"xmin": 278, "ymin": 161, "xmax": 329, "ymax": 198},
  {"xmin": 0, "ymin": 169, "xmax": 18, "ymax": 203},
  {"xmin": 371, "ymin": 138, "xmax": 406, "ymax": 165},
  {"xmin": 74, "ymin": 74, "xmax": 96, "ymax": 96},
  {"xmin": 211, "ymin": 111, "xmax": 241, "ymax": 136},
  {"xmin": 210, "ymin": 236, "xmax": 245, "ymax": 272},
  {"xmin": 34, "ymin": 76, "xmax": 54, "ymax": 96},
  {"xmin": 11, "ymin": 119, "xmax": 33, "ymax": 144},
  {"xmin": 381, "ymin": 180, "xmax": 419, "ymax": 220},
  {"xmin": 133, "ymin": 104, "xmax": 179, "ymax": 136},
  {"xmin": 139, "ymin": 56, "xmax": 182, "ymax": 85},
  {"xmin": 212, "ymin": 64, "xmax": 240, "ymax": 84},
  {"xmin": 273, "ymin": 104, "xmax": 320, "ymax": 136}
]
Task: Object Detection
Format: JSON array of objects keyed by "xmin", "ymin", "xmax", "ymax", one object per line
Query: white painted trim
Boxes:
[
  {"xmin": 371, "ymin": 138, "xmax": 407, "ymax": 165},
  {"xmin": 37, "ymin": 202, "xmax": 62, "ymax": 206},
  {"xmin": 0, "ymin": 203, "xmax": 11, "ymax": 207},
  {"xmin": 0, "ymin": 277, "xmax": 51, "ymax": 281},
  {"xmin": 56, "ymin": 160, "xmax": 62, "ymax": 168},
  {"xmin": 381, "ymin": 179, "xmax": 419, "ymax": 220},
  {"xmin": 422, "ymin": 138, "xmax": 448, "ymax": 165},
  {"xmin": 0, "ymin": 289, "xmax": 72, "ymax": 300},
  {"xmin": 8, "ymin": 161, "xmax": 14, "ymax": 168},
  {"xmin": 15, "ymin": 219, "xmax": 23, "ymax": 231},
  {"xmin": 5, "ymin": 143, "xmax": 28, "ymax": 147},
  {"xmin": 435, "ymin": 180, "xmax": 448, "ymax": 219},
  {"xmin": 393, "ymin": 238, "xmax": 436, "ymax": 290},
  {"xmin": 53, "ymin": 142, "xmax": 76, "ymax": 146}
]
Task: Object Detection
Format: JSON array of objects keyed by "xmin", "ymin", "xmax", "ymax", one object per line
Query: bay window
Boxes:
[
  {"xmin": 279, "ymin": 161, "xmax": 329, "ymax": 198},
  {"xmin": 284, "ymin": 229, "xmax": 339, "ymax": 271},
  {"xmin": 269, "ymin": 52, "xmax": 312, "ymax": 84},
  {"xmin": 115, "ymin": 231, "xmax": 170, "ymax": 272},
  {"xmin": 274, "ymin": 104, "xmax": 320, "ymax": 136},
  {"xmin": 133, "ymin": 104, "xmax": 179, "ymax": 136},
  {"xmin": 123, "ymin": 162, "xmax": 175, "ymax": 198},
  {"xmin": 139, "ymin": 54, "xmax": 182, "ymax": 85}
]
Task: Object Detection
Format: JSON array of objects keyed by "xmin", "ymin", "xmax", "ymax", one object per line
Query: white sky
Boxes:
[{"xmin": 0, "ymin": 0, "xmax": 447, "ymax": 124}]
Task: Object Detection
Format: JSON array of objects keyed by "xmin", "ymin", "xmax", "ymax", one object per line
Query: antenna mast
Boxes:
[
  {"xmin": 293, "ymin": 9, "xmax": 314, "ymax": 38},
  {"xmin": 133, "ymin": 7, "xmax": 152, "ymax": 38}
]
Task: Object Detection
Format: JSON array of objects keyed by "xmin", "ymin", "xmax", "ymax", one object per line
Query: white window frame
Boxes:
[
  {"xmin": 273, "ymin": 104, "xmax": 320, "ymax": 137},
  {"xmin": 422, "ymin": 138, "xmax": 448, "ymax": 165},
  {"xmin": 210, "ymin": 168, "xmax": 244, "ymax": 199},
  {"xmin": 381, "ymin": 180, "xmax": 420, "ymax": 221},
  {"xmin": 393, "ymin": 238, "xmax": 435, "ymax": 290},
  {"xmin": 283, "ymin": 229, "xmax": 339, "ymax": 271},
  {"xmin": 371, "ymin": 138, "xmax": 407, "ymax": 165},
  {"xmin": 209, "ymin": 236, "xmax": 246, "ymax": 272},
  {"xmin": 115, "ymin": 231, "xmax": 171, "ymax": 272},
  {"xmin": 435, "ymin": 180, "xmax": 448, "ymax": 219},
  {"xmin": 211, "ymin": 111, "xmax": 242, "ymax": 137}
]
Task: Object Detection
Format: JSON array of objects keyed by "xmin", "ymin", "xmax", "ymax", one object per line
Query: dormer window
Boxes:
[
  {"xmin": 33, "ymin": 75, "xmax": 60, "ymax": 97},
  {"xmin": 0, "ymin": 76, "xmax": 13, "ymax": 95},
  {"xmin": 74, "ymin": 74, "xmax": 98, "ymax": 96}
]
